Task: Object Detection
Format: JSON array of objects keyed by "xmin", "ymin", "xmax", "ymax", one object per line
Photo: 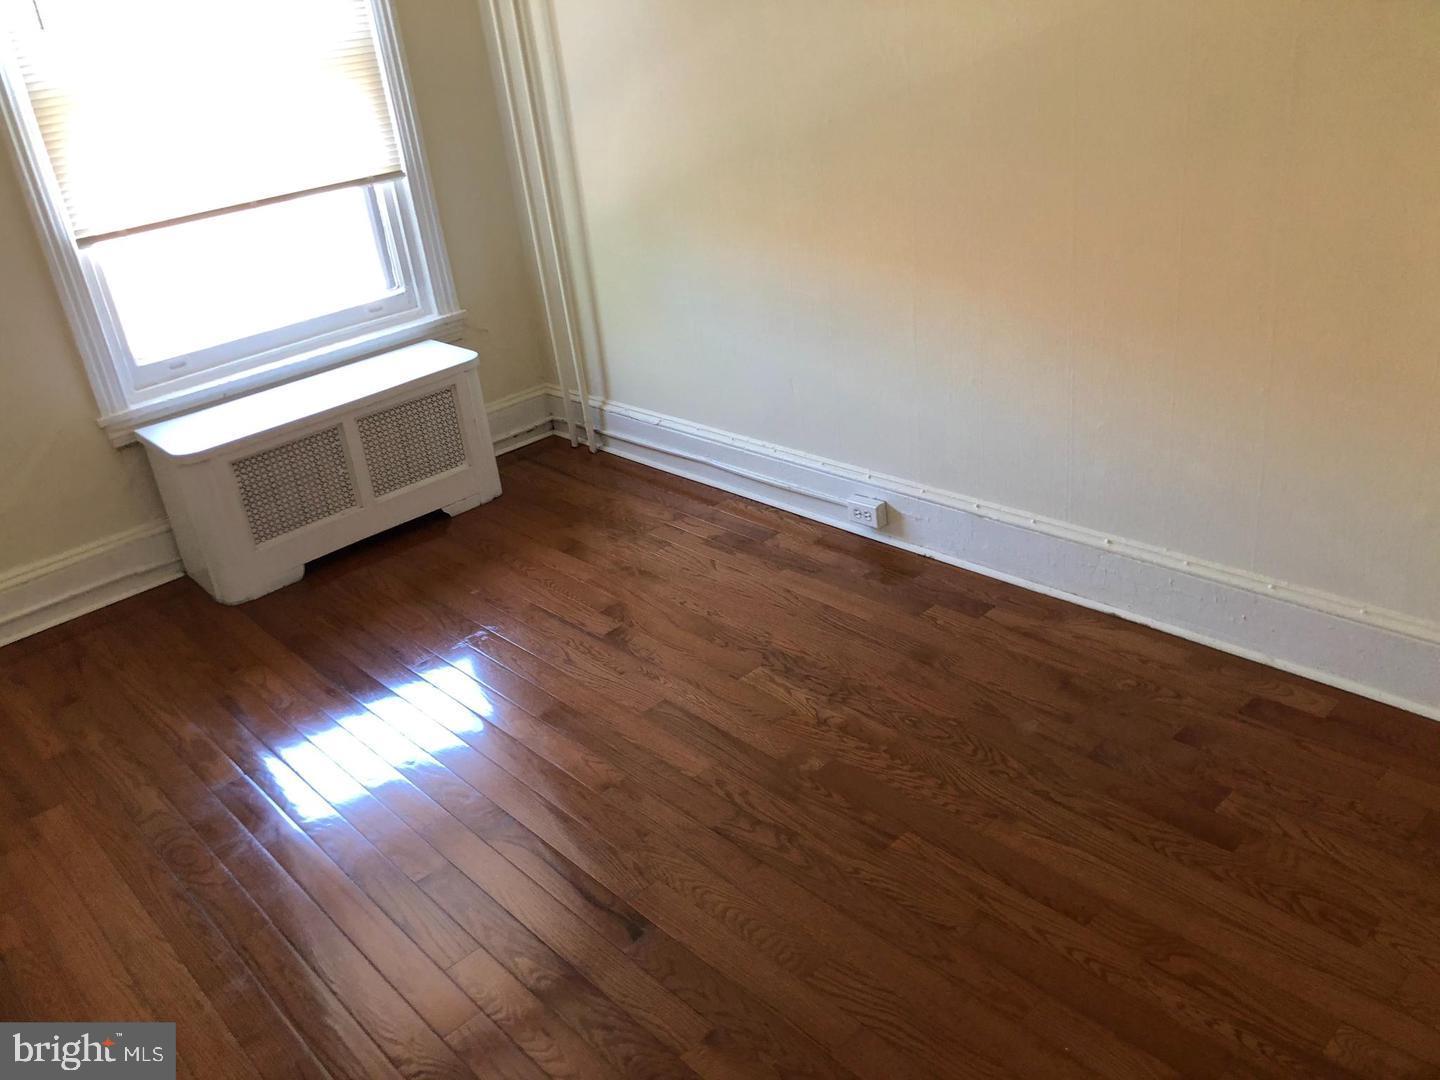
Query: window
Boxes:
[{"xmin": 0, "ymin": 0, "xmax": 459, "ymax": 440}]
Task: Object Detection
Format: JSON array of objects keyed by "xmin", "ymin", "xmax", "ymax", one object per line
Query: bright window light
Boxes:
[
  {"xmin": 92, "ymin": 186, "xmax": 398, "ymax": 365},
  {"xmin": 0, "ymin": 0, "xmax": 457, "ymax": 424}
]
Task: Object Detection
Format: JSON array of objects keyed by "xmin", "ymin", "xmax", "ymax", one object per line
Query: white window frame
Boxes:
[{"xmin": 0, "ymin": 0, "xmax": 462, "ymax": 445}]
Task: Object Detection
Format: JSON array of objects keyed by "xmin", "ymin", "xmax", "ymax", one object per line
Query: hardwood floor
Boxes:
[{"xmin": 3, "ymin": 439, "xmax": 1440, "ymax": 1078}]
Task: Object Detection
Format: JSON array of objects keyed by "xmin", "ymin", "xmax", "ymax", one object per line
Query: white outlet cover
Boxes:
[{"xmin": 847, "ymin": 495, "xmax": 889, "ymax": 529}]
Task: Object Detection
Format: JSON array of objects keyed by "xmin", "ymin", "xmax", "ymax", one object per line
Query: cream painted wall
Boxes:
[
  {"xmin": 551, "ymin": 0, "xmax": 1440, "ymax": 625},
  {"xmin": 0, "ymin": 0, "xmax": 551, "ymax": 576}
]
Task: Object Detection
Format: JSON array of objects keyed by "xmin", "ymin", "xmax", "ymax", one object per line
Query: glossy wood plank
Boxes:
[{"xmin": 3, "ymin": 439, "xmax": 1439, "ymax": 1078}]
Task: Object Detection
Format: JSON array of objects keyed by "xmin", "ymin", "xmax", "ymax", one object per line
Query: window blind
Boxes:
[{"xmin": 4, "ymin": 0, "xmax": 402, "ymax": 242}]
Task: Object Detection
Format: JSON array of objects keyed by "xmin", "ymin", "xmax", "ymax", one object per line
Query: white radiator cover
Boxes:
[{"xmin": 135, "ymin": 340, "xmax": 501, "ymax": 603}]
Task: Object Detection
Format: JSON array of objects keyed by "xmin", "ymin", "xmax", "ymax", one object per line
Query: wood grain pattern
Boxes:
[{"xmin": 2, "ymin": 438, "xmax": 1437, "ymax": 1078}]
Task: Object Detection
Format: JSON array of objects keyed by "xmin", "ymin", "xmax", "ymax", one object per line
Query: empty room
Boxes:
[{"xmin": 1, "ymin": 1, "xmax": 1438, "ymax": 1077}]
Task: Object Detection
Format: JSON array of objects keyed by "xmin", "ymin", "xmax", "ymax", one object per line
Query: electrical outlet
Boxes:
[{"xmin": 847, "ymin": 495, "xmax": 889, "ymax": 530}]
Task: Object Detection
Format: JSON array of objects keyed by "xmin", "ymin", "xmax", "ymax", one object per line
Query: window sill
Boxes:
[{"xmin": 101, "ymin": 309, "xmax": 466, "ymax": 446}]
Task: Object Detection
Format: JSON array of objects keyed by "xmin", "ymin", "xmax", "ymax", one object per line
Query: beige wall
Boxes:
[
  {"xmin": 552, "ymin": 0, "xmax": 1440, "ymax": 625},
  {"xmin": 0, "ymin": 0, "xmax": 550, "ymax": 575}
]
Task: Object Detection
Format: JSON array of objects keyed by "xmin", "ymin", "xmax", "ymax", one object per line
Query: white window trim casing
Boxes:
[{"xmin": 0, "ymin": 0, "xmax": 463, "ymax": 446}]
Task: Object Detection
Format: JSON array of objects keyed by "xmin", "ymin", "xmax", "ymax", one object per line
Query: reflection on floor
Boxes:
[{"xmin": 3, "ymin": 438, "xmax": 1439, "ymax": 1079}]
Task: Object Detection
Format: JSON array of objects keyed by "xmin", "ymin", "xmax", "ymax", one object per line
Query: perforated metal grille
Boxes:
[
  {"xmin": 231, "ymin": 426, "xmax": 358, "ymax": 545},
  {"xmin": 356, "ymin": 386, "xmax": 467, "ymax": 498}
]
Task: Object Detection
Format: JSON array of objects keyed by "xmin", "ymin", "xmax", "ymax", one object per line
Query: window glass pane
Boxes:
[
  {"xmin": 91, "ymin": 185, "xmax": 397, "ymax": 365},
  {"xmin": 12, "ymin": 0, "xmax": 401, "ymax": 240}
]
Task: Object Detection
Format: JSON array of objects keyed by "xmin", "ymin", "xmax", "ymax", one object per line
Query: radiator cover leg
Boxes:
[
  {"xmin": 442, "ymin": 492, "xmax": 495, "ymax": 517},
  {"xmin": 210, "ymin": 564, "xmax": 305, "ymax": 606}
]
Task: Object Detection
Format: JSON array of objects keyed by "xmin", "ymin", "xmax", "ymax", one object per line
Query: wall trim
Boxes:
[
  {"xmin": 534, "ymin": 385, "xmax": 1440, "ymax": 721},
  {"xmin": 486, "ymin": 382, "xmax": 561, "ymax": 455},
  {"xmin": 10, "ymin": 380, "xmax": 1437, "ymax": 720},
  {"xmin": 0, "ymin": 521, "xmax": 183, "ymax": 648}
]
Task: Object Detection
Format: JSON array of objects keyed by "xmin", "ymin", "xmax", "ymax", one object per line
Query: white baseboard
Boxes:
[
  {"xmin": 10, "ymin": 381, "xmax": 1439, "ymax": 723},
  {"xmin": 0, "ymin": 386, "xmax": 560, "ymax": 649},
  {"xmin": 0, "ymin": 521, "xmax": 183, "ymax": 647},
  {"xmin": 533, "ymin": 385, "xmax": 1440, "ymax": 722},
  {"xmin": 486, "ymin": 383, "xmax": 564, "ymax": 455}
]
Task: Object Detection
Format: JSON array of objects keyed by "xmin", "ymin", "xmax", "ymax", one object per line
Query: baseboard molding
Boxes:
[
  {"xmin": 0, "ymin": 385, "xmax": 560, "ymax": 649},
  {"xmin": 11, "ymin": 381, "xmax": 1439, "ymax": 721},
  {"xmin": 0, "ymin": 521, "xmax": 183, "ymax": 647},
  {"xmin": 534, "ymin": 386, "xmax": 1440, "ymax": 721},
  {"xmin": 486, "ymin": 383, "xmax": 562, "ymax": 455}
]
